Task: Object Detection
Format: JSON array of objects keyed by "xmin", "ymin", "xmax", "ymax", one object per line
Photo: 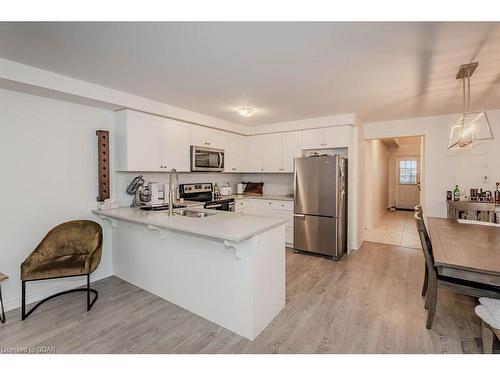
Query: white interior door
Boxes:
[{"xmin": 395, "ymin": 156, "xmax": 420, "ymax": 209}]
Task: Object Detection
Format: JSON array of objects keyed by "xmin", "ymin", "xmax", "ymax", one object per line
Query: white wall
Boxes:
[
  {"xmin": 363, "ymin": 110, "xmax": 500, "ymax": 218},
  {"xmin": 363, "ymin": 140, "xmax": 389, "ymax": 230},
  {"xmin": 0, "ymin": 88, "xmax": 115, "ymax": 312}
]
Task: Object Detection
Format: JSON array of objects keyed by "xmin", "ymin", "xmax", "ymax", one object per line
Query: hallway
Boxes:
[{"xmin": 364, "ymin": 210, "xmax": 422, "ymax": 249}]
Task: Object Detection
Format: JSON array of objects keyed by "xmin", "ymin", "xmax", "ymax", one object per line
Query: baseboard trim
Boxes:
[{"xmin": 3, "ymin": 271, "xmax": 112, "ymax": 313}]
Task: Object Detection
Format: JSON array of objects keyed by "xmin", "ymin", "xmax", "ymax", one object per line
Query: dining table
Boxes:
[{"xmin": 427, "ymin": 217, "xmax": 500, "ymax": 287}]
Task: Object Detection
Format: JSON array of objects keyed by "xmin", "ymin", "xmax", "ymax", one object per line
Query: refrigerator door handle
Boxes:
[{"xmin": 293, "ymin": 214, "xmax": 305, "ymax": 218}]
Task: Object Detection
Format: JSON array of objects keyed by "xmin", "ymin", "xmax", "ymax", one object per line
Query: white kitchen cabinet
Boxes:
[
  {"xmin": 301, "ymin": 126, "xmax": 348, "ymax": 149},
  {"xmin": 251, "ymin": 199, "xmax": 274, "ymax": 215},
  {"xmin": 262, "ymin": 133, "xmax": 282, "ymax": 172},
  {"xmin": 162, "ymin": 119, "xmax": 190, "ymax": 172},
  {"xmin": 115, "ymin": 109, "xmax": 191, "ymax": 172},
  {"xmin": 324, "ymin": 126, "xmax": 349, "ymax": 148},
  {"xmin": 115, "ymin": 110, "xmax": 164, "ymax": 172},
  {"xmin": 190, "ymin": 124, "xmax": 227, "ymax": 150},
  {"xmin": 234, "ymin": 199, "xmax": 251, "ymax": 214},
  {"xmin": 246, "ymin": 135, "xmax": 264, "ymax": 172},
  {"xmin": 246, "ymin": 132, "xmax": 299, "ymax": 173},
  {"xmin": 225, "ymin": 133, "xmax": 247, "ymax": 172},
  {"xmin": 281, "ymin": 131, "xmax": 302, "ymax": 172}
]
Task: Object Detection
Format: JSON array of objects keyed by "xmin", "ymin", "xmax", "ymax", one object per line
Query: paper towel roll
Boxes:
[{"xmin": 149, "ymin": 182, "xmax": 159, "ymax": 205}]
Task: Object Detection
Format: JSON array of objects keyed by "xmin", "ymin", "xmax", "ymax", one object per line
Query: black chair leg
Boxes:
[
  {"xmin": 21, "ymin": 275, "xmax": 98, "ymax": 320},
  {"xmin": 421, "ymin": 266, "xmax": 428, "ymax": 297},
  {"xmin": 0, "ymin": 284, "xmax": 6, "ymax": 324},
  {"xmin": 21, "ymin": 281, "xmax": 26, "ymax": 321}
]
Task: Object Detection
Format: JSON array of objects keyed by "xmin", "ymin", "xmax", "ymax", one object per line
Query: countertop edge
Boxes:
[{"xmin": 92, "ymin": 209, "xmax": 288, "ymax": 243}]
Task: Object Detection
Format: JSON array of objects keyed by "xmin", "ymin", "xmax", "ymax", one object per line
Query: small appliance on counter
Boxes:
[
  {"xmin": 236, "ymin": 183, "xmax": 245, "ymax": 195},
  {"xmin": 179, "ymin": 183, "xmax": 235, "ymax": 211},
  {"xmin": 220, "ymin": 185, "xmax": 232, "ymax": 196}
]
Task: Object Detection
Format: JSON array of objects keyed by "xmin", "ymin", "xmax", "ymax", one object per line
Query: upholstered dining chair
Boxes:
[
  {"xmin": 20, "ymin": 220, "xmax": 102, "ymax": 320},
  {"xmin": 414, "ymin": 212, "xmax": 500, "ymax": 329}
]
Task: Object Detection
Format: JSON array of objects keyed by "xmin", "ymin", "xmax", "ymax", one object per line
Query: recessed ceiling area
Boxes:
[{"xmin": 1, "ymin": 22, "xmax": 500, "ymax": 126}]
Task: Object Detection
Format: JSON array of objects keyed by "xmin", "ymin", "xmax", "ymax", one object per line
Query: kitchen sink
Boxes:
[{"xmin": 173, "ymin": 209, "xmax": 218, "ymax": 218}]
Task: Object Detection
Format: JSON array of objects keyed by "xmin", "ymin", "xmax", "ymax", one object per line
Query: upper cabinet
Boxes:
[
  {"xmin": 225, "ymin": 133, "xmax": 247, "ymax": 172},
  {"xmin": 246, "ymin": 132, "xmax": 302, "ymax": 173},
  {"xmin": 115, "ymin": 110, "xmax": 190, "ymax": 172},
  {"xmin": 281, "ymin": 131, "xmax": 302, "ymax": 172},
  {"xmin": 162, "ymin": 119, "xmax": 191, "ymax": 172},
  {"xmin": 190, "ymin": 124, "xmax": 227, "ymax": 150},
  {"xmin": 115, "ymin": 109, "xmax": 350, "ymax": 174},
  {"xmin": 301, "ymin": 126, "xmax": 348, "ymax": 149}
]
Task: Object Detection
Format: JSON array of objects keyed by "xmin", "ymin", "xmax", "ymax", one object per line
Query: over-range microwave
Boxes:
[{"xmin": 190, "ymin": 146, "xmax": 225, "ymax": 172}]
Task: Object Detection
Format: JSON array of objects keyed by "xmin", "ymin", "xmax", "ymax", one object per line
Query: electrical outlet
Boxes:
[{"xmin": 483, "ymin": 175, "xmax": 489, "ymax": 184}]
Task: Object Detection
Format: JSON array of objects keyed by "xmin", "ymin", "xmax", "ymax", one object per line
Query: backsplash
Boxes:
[
  {"xmin": 114, "ymin": 171, "xmax": 294, "ymax": 205},
  {"xmin": 241, "ymin": 173, "xmax": 294, "ymax": 196}
]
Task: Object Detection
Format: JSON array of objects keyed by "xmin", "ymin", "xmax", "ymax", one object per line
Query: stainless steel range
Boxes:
[{"xmin": 179, "ymin": 183, "xmax": 235, "ymax": 211}]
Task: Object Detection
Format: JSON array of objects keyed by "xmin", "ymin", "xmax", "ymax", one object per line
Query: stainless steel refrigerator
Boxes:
[{"xmin": 293, "ymin": 155, "xmax": 348, "ymax": 260}]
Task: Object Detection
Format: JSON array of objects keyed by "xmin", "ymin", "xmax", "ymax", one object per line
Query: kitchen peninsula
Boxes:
[{"xmin": 93, "ymin": 206, "xmax": 288, "ymax": 340}]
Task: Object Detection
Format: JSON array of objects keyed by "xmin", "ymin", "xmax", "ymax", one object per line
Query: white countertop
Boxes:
[{"xmin": 93, "ymin": 207, "xmax": 288, "ymax": 242}]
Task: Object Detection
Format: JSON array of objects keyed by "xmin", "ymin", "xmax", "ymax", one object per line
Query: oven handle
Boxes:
[{"xmin": 205, "ymin": 203, "xmax": 223, "ymax": 209}]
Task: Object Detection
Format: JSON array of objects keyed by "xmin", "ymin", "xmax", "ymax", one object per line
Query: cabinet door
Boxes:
[
  {"xmin": 324, "ymin": 126, "xmax": 348, "ymax": 148},
  {"xmin": 250, "ymin": 199, "xmax": 273, "ymax": 215},
  {"xmin": 225, "ymin": 133, "xmax": 247, "ymax": 172},
  {"xmin": 281, "ymin": 131, "xmax": 302, "ymax": 172},
  {"xmin": 301, "ymin": 128, "xmax": 325, "ymax": 149},
  {"xmin": 261, "ymin": 133, "xmax": 282, "ymax": 172},
  {"xmin": 246, "ymin": 135, "xmax": 265, "ymax": 172},
  {"xmin": 162, "ymin": 119, "xmax": 190, "ymax": 172},
  {"xmin": 190, "ymin": 125, "xmax": 227, "ymax": 149},
  {"xmin": 126, "ymin": 110, "xmax": 163, "ymax": 171}
]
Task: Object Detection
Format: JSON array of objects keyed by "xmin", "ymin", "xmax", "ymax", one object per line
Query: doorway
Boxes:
[
  {"xmin": 363, "ymin": 136, "xmax": 424, "ymax": 249},
  {"xmin": 394, "ymin": 156, "xmax": 420, "ymax": 209}
]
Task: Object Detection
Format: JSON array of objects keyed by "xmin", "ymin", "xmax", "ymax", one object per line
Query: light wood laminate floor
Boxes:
[{"xmin": 0, "ymin": 242, "xmax": 481, "ymax": 353}]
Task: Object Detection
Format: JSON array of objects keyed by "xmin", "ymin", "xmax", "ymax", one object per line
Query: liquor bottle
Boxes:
[
  {"xmin": 495, "ymin": 182, "xmax": 500, "ymax": 203},
  {"xmin": 453, "ymin": 185, "xmax": 460, "ymax": 201}
]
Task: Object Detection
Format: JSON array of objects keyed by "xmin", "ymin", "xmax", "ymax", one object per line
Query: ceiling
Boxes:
[{"xmin": 1, "ymin": 22, "xmax": 500, "ymax": 126}]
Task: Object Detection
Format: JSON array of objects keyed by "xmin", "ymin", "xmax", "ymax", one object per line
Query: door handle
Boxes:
[
  {"xmin": 218, "ymin": 153, "xmax": 223, "ymax": 168},
  {"xmin": 293, "ymin": 214, "xmax": 305, "ymax": 218}
]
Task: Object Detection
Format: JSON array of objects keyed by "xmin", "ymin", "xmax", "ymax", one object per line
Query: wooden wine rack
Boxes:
[{"xmin": 96, "ymin": 130, "xmax": 110, "ymax": 202}]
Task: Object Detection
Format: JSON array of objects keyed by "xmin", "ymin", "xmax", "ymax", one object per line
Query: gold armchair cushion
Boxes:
[{"xmin": 21, "ymin": 220, "xmax": 102, "ymax": 281}]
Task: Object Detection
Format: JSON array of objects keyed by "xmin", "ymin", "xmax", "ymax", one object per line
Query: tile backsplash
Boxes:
[
  {"xmin": 241, "ymin": 173, "xmax": 294, "ymax": 196},
  {"xmin": 114, "ymin": 172, "xmax": 294, "ymax": 204}
]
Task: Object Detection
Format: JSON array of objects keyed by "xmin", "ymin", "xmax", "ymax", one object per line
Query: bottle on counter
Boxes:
[
  {"xmin": 453, "ymin": 185, "xmax": 460, "ymax": 201},
  {"xmin": 495, "ymin": 182, "xmax": 500, "ymax": 203},
  {"xmin": 213, "ymin": 183, "xmax": 220, "ymax": 199}
]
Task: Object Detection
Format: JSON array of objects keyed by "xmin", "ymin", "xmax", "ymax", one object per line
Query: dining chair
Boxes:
[
  {"xmin": 20, "ymin": 220, "xmax": 102, "ymax": 320},
  {"xmin": 414, "ymin": 212, "xmax": 500, "ymax": 329},
  {"xmin": 414, "ymin": 205, "xmax": 429, "ymax": 297}
]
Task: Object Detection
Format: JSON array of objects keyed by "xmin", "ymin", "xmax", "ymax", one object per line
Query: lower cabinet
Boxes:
[{"xmin": 234, "ymin": 198, "xmax": 294, "ymax": 246}]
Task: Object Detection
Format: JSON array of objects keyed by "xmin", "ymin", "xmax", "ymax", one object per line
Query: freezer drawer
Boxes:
[{"xmin": 293, "ymin": 215, "xmax": 343, "ymax": 259}]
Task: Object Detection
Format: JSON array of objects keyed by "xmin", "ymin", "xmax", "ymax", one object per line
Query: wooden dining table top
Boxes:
[{"xmin": 428, "ymin": 217, "xmax": 500, "ymax": 276}]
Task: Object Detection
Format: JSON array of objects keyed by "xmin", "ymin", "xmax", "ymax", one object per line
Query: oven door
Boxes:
[{"xmin": 191, "ymin": 146, "xmax": 224, "ymax": 172}]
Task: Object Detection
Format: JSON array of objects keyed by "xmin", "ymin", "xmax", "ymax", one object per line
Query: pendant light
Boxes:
[{"xmin": 448, "ymin": 62, "xmax": 493, "ymax": 150}]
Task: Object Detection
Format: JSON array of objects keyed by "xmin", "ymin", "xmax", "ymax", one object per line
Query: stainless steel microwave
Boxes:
[{"xmin": 190, "ymin": 146, "xmax": 225, "ymax": 172}]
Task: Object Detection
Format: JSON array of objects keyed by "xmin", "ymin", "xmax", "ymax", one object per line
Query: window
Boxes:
[{"xmin": 399, "ymin": 160, "xmax": 418, "ymax": 185}]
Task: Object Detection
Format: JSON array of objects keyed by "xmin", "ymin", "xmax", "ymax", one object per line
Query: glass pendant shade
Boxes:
[
  {"xmin": 448, "ymin": 62, "xmax": 494, "ymax": 150},
  {"xmin": 448, "ymin": 111, "xmax": 493, "ymax": 150}
]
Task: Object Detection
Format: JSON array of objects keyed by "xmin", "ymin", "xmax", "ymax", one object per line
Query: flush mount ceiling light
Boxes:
[
  {"xmin": 448, "ymin": 62, "xmax": 494, "ymax": 150},
  {"xmin": 237, "ymin": 107, "xmax": 256, "ymax": 118}
]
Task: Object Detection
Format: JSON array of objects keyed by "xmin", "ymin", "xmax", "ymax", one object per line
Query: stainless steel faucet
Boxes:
[{"xmin": 168, "ymin": 168, "xmax": 179, "ymax": 216}]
